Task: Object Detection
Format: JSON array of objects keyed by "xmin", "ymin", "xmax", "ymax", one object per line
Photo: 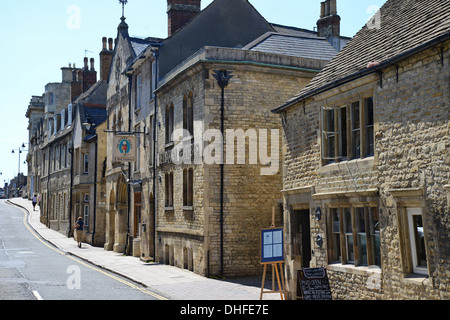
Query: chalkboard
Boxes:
[{"xmin": 297, "ymin": 267, "xmax": 332, "ymax": 300}]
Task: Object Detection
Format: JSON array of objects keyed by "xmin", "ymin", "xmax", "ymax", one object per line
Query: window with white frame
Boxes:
[
  {"xmin": 83, "ymin": 153, "xmax": 89, "ymax": 174},
  {"xmin": 83, "ymin": 204, "xmax": 89, "ymax": 228},
  {"xmin": 407, "ymin": 208, "xmax": 428, "ymax": 275},
  {"xmin": 322, "ymin": 96, "xmax": 374, "ymax": 164},
  {"xmin": 136, "ymin": 73, "xmax": 142, "ymax": 110}
]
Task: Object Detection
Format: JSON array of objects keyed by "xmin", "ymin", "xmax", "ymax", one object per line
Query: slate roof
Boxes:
[
  {"xmin": 244, "ymin": 32, "xmax": 339, "ymax": 61},
  {"xmin": 274, "ymin": 0, "xmax": 450, "ymax": 112}
]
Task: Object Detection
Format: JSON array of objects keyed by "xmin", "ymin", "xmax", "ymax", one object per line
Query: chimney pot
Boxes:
[
  {"xmin": 90, "ymin": 58, "xmax": 95, "ymax": 71},
  {"xmin": 84, "ymin": 57, "xmax": 88, "ymax": 70},
  {"xmin": 108, "ymin": 38, "xmax": 113, "ymax": 51},
  {"xmin": 102, "ymin": 37, "xmax": 107, "ymax": 50}
]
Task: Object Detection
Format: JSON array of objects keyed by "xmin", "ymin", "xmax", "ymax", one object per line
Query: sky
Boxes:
[{"xmin": 0, "ymin": 0, "xmax": 387, "ymax": 185}]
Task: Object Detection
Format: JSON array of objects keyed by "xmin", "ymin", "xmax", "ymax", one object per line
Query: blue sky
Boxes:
[{"xmin": 0, "ymin": 0, "xmax": 387, "ymax": 184}]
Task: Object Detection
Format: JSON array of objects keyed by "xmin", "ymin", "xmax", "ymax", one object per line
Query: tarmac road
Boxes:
[{"xmin": 0, "ymin": 200, "xmax": 168, "ymax": 300}]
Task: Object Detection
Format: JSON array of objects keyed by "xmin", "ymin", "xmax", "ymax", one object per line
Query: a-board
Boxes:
[{"xmin": 297, "ymin": 267, "xmax": 332, "ymax": 300}]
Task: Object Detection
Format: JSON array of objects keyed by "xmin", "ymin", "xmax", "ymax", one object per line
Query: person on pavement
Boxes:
[
  {"xmin": 74, "ymin": 217, "xmax": 84, "ymax": 248},
  {"xmin": 32, "ymin": 195, "xmax": 38, "ymax": 211}
]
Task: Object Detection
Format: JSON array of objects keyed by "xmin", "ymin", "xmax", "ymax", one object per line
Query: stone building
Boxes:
[
  {"xmin": 273, "ymin": 0, "xmax": 449, "ymax": 299},
  {"xmin": 25, "ymin": 95, "xmax": 45, "ymax": 198},
  {"xmin": 107, "ymin": 0, "xmax": 348, "ymax": 277},
  {"xmin": 27, "ymin": 37, "xmax": 113, "ymax": 241},
  {"xmin": 71, "ymin": 81, "xmax": 108, "ymax": 246}
]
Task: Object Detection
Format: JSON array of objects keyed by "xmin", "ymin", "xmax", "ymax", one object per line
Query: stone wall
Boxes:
[
  {"xmin": 281, "ymin": 41, "xmax": 449, "ymax": 299},
  {"xmin": 156, "ymin": 59, "xmax": 317, "ymax": 276}
]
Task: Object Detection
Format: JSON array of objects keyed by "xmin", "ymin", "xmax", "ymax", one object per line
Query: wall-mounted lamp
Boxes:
[
  {"xmin": 316, "ymin": 235, "xmax": 323, "ymax": 248},
  {"xmin": 315, "ymin": 207, "xmax": 322, "ymax": 221}
]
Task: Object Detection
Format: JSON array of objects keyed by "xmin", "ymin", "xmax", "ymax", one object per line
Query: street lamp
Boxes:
[{"xmin": 11, "ymin": 143, "xmax": 28, "ymax": 189}]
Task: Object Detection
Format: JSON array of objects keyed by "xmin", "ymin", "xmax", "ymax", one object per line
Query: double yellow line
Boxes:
[{"xmin": 11, "ymin": 202, "xmax": 168, "ymax": 300}]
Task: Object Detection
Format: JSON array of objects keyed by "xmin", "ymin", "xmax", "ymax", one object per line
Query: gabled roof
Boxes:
[
  {"xmin": 273, "ymin": 0, "xmax": 450, "ymax": 113},
  {"xmin": 158, "ymin": 0, "xmax": 275, "ymax": 77}
]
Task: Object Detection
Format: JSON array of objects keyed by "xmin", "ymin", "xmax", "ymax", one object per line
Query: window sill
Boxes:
[
  {"xmin": 165, "ymin": 142, "xmax": 174, "ymax": 149},
  {"xmin": 319, "ymin": 156, "xmax": 375, "ymax": 175},
  {"xmin": 402, "ymin": 273, "xmax": 431, "ymax": 287},
  {"xmin": 327, "ymin": 263, "xmax": 381, "ymax": 277},
  {"xmin": 164, "ymin": 206, "xmax": 174, "ymax": 212}
]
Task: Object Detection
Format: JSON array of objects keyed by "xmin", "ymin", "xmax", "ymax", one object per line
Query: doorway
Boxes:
[{"xmin": 291, "ymin": 209, "xmax": 312, "ymax": 268}]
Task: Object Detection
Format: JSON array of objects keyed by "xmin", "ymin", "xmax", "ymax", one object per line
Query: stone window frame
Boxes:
[
  {"xmin": 164, "ymin": 171, "xmax": 174, "ymax": 210},
  {"xmin": 390, "ymin": 188, "xmax": 430, "ymax": 278},
  {"xmin": 183, "ymin": 92, "xmax": 194, "ymax": 138},
  {"xmin": 183, "ymin": 167, "xmax": 194, "ymax": 210},
  {"xmin": 321, "ymin": 96, "xmax": 374, "ymax": 165},
  {"xmin": 326, "ymin": 202, "xmax": 380, "ymax": 267},
  {"xmin": 165, "ymin": 103, "xmax": 175, "ymax": 146}
]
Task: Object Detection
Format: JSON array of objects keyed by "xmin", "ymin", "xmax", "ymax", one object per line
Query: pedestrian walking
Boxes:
[
  {"xmin": 74, "ymin": 217, "xmax": 84, "ymax": 248},
  {"xmin": 32, "ymin": 195, "xmax": 38, "ymax": 211}
]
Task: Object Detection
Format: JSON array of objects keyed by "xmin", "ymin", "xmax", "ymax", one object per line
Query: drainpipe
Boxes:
[
  {"xmin": 92, "ymin": 134, "xmax": 98, "ymax": 245},
  {"xmin": 212, "ymin": 70, "xmax": 233, "ymax": 277},
  {"xmin": 124, "ymin": 73, "xmax": 133, "ymax": 255},
  {"xmin": 68, "ymin": 140, "xmax": 74, "ymax": 235},
  {"xmin": 152, "ymin": 48, "xmax": 159, "ymax": 260}
]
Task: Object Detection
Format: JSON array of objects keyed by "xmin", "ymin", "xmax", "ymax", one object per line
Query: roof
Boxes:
[
  {"xmin": 158, "ymin": 0, "xmax": 275, "ymax": 77},
  {"xmin": 244, "ymin": 32, "xmax": 339, "ymax": 61},
  {"xmin": 274, "ymin": 0, "xmax": 450, "ymax": 113}
]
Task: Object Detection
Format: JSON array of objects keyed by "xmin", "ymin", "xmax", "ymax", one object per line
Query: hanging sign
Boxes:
[
  {"xmin": 260, "ymin": 227, "xmax": 284, "ymax": 263},
  {"xmin": 113, "ymin": 134, "xmax": 136, "ymax": 162}
]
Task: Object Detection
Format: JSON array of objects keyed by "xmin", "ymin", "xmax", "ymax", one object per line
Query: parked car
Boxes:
[{"xmin": 0, "ymin": 192, "xmax": 6, "ymax": 199}]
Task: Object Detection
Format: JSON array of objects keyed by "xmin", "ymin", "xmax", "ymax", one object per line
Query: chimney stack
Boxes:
[
  {"xmin": 80, "ymin": 57, "xmax": 97, "ymax": 92},
  {"xmin": 167, "ymin": 0, "xmax": 201, "ymax": 36},
  {"xmin": 317, "ymin": 0, "xmax": 341, "ymax": 50},
  {"xmin": 100, "ymin": 37, "xmax": 114, "ymax": 81}
]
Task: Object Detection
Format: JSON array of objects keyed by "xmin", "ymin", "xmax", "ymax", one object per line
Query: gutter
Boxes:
[{"xmin": 272, "ymin": 31, "xmax": 450, "ymax": 113}]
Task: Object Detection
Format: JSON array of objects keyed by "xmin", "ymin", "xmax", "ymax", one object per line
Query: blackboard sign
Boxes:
[
  {"xmin": 260, "ymin": 227, "xmax": 284, "ymax": 263},
  {"xmin": 297, "ymin": 267, "xmax": 332, "ymax": 300}
]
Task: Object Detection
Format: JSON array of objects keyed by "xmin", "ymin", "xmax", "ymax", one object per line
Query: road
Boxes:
[{"xmin": 0, "ymin": 200, "xmax": 168, "ymax": 300}]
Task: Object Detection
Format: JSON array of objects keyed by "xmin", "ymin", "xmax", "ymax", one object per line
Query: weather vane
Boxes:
[{"xmin": 119, "ymin": 0, "xmax": 128, "ymax": 17}]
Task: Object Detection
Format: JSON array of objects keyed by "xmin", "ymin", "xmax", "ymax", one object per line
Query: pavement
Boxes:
[{"xmin": 5, "ymin": 197, "xmax": 282, "ymax": 301}]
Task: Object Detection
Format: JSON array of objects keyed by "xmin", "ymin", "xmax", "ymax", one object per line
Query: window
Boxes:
[
  {"xmin": 364, "ymin": 97, "xmax": 374, "ymax": 157},
  {"xmin": 135, "ymin": 124, "xmax": 141, "ymax": 171},
  {"xmin": 136, "ymin": 74, "xmax": 142, "ymax": 110},
  {"xmin": 183, "ymin": 92, "xmax": 194, "ymax": 137},
  {"xmin": 134, "ymin": 192, "xmax": 142, "ymax": 238},
  {"xmin": 183, "ymin": 168, "xmax": 194, "ymax": 208},
  {"xmin": 322, "ymin": 96, "xmax": 374, "ymax": 164},
  {"xmin": 327, "ymin": 205, "xmax": 381, "ymax": 267},
  {"xmin": 84, "ymin": 193, "xmax": 89, "ymax": 203},
  {"xmin": 149, "ymin": 116, "xmax": 154, "ymax": 166},
  {"xmin": 351, "ymin": 102, "xmax": 361, "ymax": 159},
  {"xmin": 83, "ymin": 204, "xmax": 89, "ymax": 228},
  {"xmin": 83, "ymin": 154, "xmax": 89, "ymax": 174},
  {"xmin": 165, "ymin": 172, "xmax": 174, "ymax": 208},
  {"xmin": 407, "ymin": 208, "xmax": 427, "ymax": 275},
  {"xmin": 165, "ymin": 104, "xmax": 174, "ymax": 144}
]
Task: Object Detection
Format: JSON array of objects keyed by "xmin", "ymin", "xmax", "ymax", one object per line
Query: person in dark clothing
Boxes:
[{"xmin": 74, "ymin": 217, "xmax": 84, "ymax": 248}]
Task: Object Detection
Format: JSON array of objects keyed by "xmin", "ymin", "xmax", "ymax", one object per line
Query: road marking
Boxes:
[
  {"xmin": 7, "ymin": 202, "xmax": 168, "ymax": 301},
  {"xmin": 32, "ymin": 290, "xmax": 43, "ymax": 300}
]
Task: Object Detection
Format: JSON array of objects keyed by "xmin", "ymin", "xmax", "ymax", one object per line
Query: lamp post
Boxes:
[
  {"xmin": 212, "ymin": 69, "xmax": 233, "ymax": 277},
  {"xmin": 11, "ymin": 143, "xmax": 28, "ymax": 195}
]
